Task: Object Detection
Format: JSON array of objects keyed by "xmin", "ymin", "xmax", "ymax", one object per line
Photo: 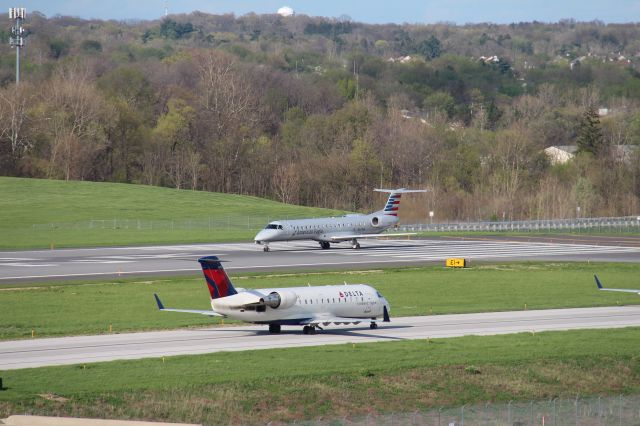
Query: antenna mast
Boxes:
[{"xmin": 9, "ymin": 7, "xmax": 26, "ymax": 86}]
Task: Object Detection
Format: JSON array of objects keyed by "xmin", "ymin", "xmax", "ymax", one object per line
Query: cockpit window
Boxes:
[
  {"xmin": 376, "ymin": 291, "xmax": 384, "ymax": 298},
  {"xmin": 265, "ymin": 224, "xmax": 284, "ymax": 230}
]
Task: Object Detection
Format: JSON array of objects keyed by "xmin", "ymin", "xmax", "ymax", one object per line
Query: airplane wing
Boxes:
[
  {"xmin": 329, "ymin": 232, "xmax": 416, "ymax": 241},
  {"xmin": 594, "ymin": 275, "xmax": 640, "ymax": 294},
  {"xmin": 154, "ymin": 294, "xmax": 224, "ymax": 317}
]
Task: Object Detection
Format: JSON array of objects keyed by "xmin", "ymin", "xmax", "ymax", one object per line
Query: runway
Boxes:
[
  {"xmin": 1, "ymin": 306, "xmax": 639, "ymax": 370},
  {"xmin": 1, "ymin": 237, "xmax": 639, "ymax": 283}
]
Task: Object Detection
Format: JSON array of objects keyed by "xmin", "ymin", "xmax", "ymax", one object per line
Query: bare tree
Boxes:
[
  {"xmin": 273, "ymin": 163, "xmax": 300, "ymax": 204},
  {"xmin": 43, "ymin": 62, "xmax": 108, "ymax": 180}
]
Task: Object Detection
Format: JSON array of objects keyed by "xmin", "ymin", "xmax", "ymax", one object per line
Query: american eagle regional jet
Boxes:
[
  {"xmin": 154, "ymin": 256, "xmax": 391, "ymax": 334},
  {"xmin": 254, "ymin": 188, "xmax": 427, "ymax": 251}
]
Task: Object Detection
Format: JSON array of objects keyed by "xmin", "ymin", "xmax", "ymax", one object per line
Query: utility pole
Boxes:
[{"xmin": 9, "ymin": 7, "xmax": 26, "ymax": 86}]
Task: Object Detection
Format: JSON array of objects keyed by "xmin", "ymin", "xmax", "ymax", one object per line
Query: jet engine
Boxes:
[
  {"xmin": 260, "ymin": 290, "xmax": 297, "ymax": 309},
  {"xmin": 371, "ymin": 216, "xmax": 380, "ymax": 227}
]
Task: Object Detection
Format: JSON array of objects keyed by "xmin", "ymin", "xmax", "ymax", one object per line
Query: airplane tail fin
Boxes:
[
  {"xmin": 374, "ymin": 188, "xmax": 428, "ymax": 216},
  {"xmin": 198, "ymin": 256, "xmax": 238, "ymax": 299},
  {"xmin": 594, "ymin": 274, "xmax": 603, "ymax": 289}
]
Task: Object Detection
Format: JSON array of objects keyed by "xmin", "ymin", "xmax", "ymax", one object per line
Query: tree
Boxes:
[
  {"xmin": 418, "ymin": 35, "xmax": 442, "ymax": 59},
  {"xmin": 0, "ymin": 84, "xmax": 30, "ymax": 174},
  {"xmin": 576, "ymin": 106, "xmax": 605, "ymax": 156},
  {"xmin": 42, "ymin": 63, "xmax": 109, "ymax": 181},
  {"xmin": 153, "ymin": 97, "xmax": 196, "ymax": 189}
]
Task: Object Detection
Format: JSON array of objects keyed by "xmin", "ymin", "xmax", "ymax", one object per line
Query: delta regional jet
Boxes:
[
  {"xmin": 254, "ymin": 188, "xmax": 427, "ymax": 251},
  {"xmin": 154, "ymin": 256, "xmax": 391, "ymax": 334}
]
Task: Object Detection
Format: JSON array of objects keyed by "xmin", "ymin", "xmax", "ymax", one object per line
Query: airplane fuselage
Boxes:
[
  {"xmin": 212, "ymin": 284, "xmax": 387, "ymax": 325},
  {"xmin": 254, "ymin": 212, "xmax": 397, "ymax": 244}
]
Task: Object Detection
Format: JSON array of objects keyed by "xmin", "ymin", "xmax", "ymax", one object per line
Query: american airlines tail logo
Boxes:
[{"xmin": 384, "ymin": 193, "xmax": 401, "ymax": 216}]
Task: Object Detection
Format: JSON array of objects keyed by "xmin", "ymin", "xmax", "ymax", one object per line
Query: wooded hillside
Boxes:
[{"xmin": 1, "ymin": 12, "xmax": 639, "ymax": 221}]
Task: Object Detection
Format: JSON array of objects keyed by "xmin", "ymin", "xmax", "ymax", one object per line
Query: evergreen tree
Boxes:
[
  {"xmin": 576, "ymin": 106, "xmax": 605, "ymax": 156},
  {"xmin": 418, "ymin": 35, "xmax": 442, "ymax": 59}
]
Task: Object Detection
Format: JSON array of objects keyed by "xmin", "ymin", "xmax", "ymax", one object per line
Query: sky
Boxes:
[{"xmin": 12, "ymin": 0, "xmax": 640, "ymax": 24}]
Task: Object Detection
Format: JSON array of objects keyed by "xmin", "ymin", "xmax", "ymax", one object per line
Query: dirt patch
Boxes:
[{"xmin": 38, "ymin": 393, "xmax": 69, "ymax": 403}]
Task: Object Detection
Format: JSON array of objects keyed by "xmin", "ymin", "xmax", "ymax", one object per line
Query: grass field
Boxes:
[
  {"xmin": 2, "ymin": 177, "xmax": 638, "ymax": 250},
  {"xmin": 0, "ymin": 177, "xmax": 344, "ymax": 249},
  {"xmin": 1, "ymin": 262, "xmax": 639, "ymax": 340},
  {"xmin": 0, "ymin": 328, "xmax": 638, "ymax": 424}
]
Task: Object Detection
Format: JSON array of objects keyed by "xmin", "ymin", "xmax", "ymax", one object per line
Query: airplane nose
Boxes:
[
  {"xmin": 254, "ymin": 230, "xmax": 267, "ymax": 242},
  {"xmin": 254, "ymin": 229, "xmax": 276, "ymax": 242}
]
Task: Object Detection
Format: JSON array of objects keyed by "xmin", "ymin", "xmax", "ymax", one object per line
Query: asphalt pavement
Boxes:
[{"xmin": 1, "ymin": 237, "xmax": 639, "ymax": 284}]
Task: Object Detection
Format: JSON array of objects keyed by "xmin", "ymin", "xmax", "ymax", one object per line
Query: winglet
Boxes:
[
  {"xmin": 383, "ymin": 305, "xmax": 391, "ymax": 322},
  {"xmin": 154, "ymin": 293, "xmax": 165, "ymax": 310},
  {"xmin": 594, "ymin": 275, "xmax": 603, "ymax": 289}
]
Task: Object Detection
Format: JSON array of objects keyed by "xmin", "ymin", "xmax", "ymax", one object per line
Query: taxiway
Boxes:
[{"xmin": 1, "ymin": 306, "xmax": 639, "ymax": 370}]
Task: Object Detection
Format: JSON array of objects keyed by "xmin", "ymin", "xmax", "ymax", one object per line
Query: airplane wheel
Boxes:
[
  {"xmin": 269, "ymin": 324, "xmax": 281, "ymax": 334},
  {"xmin": 263, "ymin": 246, "xmax": 270, "ymax": 252},
  {"xmin": 310, "ymin": 326, "xmax": 316, "ymax": 334},
  {"xmin": 303, "ymin": 326, "xmax": 310, "ymax": 334},
  {"xmin": 370, "ymin": 322, "xmax": 378, "ymax": 329},
  {"xmin": 353, "ymin": 243, "xmax": 361, "ymax": 249},
  {"xmin": 320, "ymin": 242, "xmax": 330, "ymax": 250}
]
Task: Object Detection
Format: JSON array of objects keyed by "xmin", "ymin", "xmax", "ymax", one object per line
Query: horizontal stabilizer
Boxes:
[{"xmin": 374, "ymin": 188, "xmax": 428, "ymax": 193}]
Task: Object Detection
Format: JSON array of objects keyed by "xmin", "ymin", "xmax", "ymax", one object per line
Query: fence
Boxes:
[
  {"xmin": 30, "ymin": 216, "xmax": 292, "ymax": 232},
  {"xmin": 398, "ymin": 216, "xmax": 640, "ymax": 234},
  {"xmin": 30, "ymin": 215, "xmax": 640, "ymax": 234},
  {"xmin": 299, "ymin": 394, "xmax": 640, "ymax": 425}
]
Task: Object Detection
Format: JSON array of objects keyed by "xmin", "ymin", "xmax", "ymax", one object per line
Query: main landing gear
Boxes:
[
  {"xmin": 269, "ymin": 324, "xmax": 281, "ymax": 333},
  {"xmin": 262, "ymin": 244, "xmax": 270, "ymax": 252},
  {"xmin": 319, "ymin": 241, "xmax": 331, "ymax": 250},
  {"xmin": 302, "ymin": 325, "xmax": 317, "ymax": 334},
  {"xmin": 351, "ymin": 238, "xmax": 361, "ymax": 249},
  {"xmin": 370, "ymin": 322, "xmax": 378, "ymax": 329}
]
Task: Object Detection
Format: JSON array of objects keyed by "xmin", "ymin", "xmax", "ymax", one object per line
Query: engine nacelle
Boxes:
[
  {"xmin": 371, "ymin": 216, "xmax": 380, "ymax": 227},
  {"xmin": 260, "ymin": 290, "xmax": 297, "ymax": 309}
]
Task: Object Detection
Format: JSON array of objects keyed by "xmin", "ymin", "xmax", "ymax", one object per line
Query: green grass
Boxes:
[
  {"xmin": 1, "ymin": 262, "xmax": 639, "ymax": 340},
  {"xmin": 0, "ymin": 328, "xmax": 638, "ymax": 424},
  {"xmin": 0, "ymin": 177, "xmax": 344, "ymax": 249},
  {"xmin": 2, "ymin": 177, "xmax": 637, "ymax": 250}
]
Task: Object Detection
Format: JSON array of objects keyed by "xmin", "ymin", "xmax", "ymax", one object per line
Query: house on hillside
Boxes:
[
  {"xmin": 544, "ymin": 145, "xmax": 637, "ymax": 165},
  {"xmin": 544, "ymin": 145, "xmax": 578, "ymax": 165}
]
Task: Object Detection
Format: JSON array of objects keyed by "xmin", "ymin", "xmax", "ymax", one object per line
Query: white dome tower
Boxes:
[{"xmin": 277, "ymin": 6, "xmax": 295, "ymax": 17}]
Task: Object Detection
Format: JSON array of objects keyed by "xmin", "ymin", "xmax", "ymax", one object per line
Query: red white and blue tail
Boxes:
[
  {"xmin": 374, "ymin": 188, "xmax": 427, "ymax": 217},
  {"xmin": 198, "ymin": 256, "xmax": 238, "ymax": 299}
]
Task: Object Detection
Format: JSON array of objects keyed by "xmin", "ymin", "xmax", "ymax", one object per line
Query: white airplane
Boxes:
[
  {"xmin": 254, "ymin": 188, "xmax": 427, "ymax": 251},
  {"xmin": 595, "ymin": 275, "xmax": 640, "ymax": 294},
  {"xmin": 154, "ymin": 256, "xmax": 391, "ymax": 334}
]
